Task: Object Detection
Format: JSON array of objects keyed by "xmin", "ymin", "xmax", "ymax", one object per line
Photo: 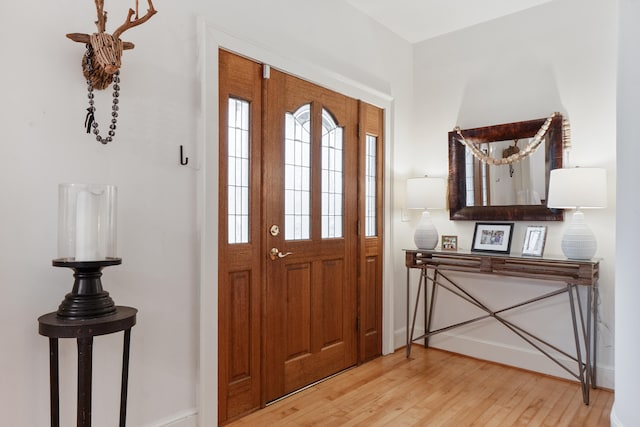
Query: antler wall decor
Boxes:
[
  {"xmin": 67, "ymin": 0, "xmax": 157, "ymax": 144},
  {"xmin": 68, "ymin": 0, "xmax": 157, "ymax": 89}
]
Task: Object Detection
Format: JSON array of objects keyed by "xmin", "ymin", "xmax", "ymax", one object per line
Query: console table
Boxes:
[{"xmin": 404, "ymin": 249, "xmax": 599, "ymax": 405}]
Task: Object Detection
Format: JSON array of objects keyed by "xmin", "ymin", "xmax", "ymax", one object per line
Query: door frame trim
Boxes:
[{"xmin": 197, "ymin": 17, "xmax": 395, "ymax": 426}]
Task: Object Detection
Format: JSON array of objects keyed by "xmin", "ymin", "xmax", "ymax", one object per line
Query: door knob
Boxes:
[{"xmin": 269, "ymin": 248, "xmax": 293, "ymax": 260}]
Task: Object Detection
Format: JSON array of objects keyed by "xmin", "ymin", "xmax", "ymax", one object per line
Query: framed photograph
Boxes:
[
  {"xmin": 522, "ymin": 225, "xmax": 547, "ymax": 257},
  {"xmin": 441, "ymin": 235, "xmax": 458, "ymax": 251},
  {"xmin": 471, "ymin": 222, "xmax": 514, "ymax": 254}
]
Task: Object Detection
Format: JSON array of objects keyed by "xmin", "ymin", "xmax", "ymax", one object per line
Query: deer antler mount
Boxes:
[{"xmin": 67, "ymin": 0, "xmax": 157, "ymax": 90}]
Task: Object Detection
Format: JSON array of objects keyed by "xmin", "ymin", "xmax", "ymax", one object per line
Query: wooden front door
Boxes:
[
  {"xmin": 263, "ymin": 69, "xmax": 359, "ymax": 402},
  {"xmin": 218, "ymin": 50, "xmax": 383, "ymax": 423}
]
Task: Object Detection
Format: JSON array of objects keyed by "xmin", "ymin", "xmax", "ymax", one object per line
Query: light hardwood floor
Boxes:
[{"xmin": 227, "ymin": 346, "xmax": 613, "ymax": 426}]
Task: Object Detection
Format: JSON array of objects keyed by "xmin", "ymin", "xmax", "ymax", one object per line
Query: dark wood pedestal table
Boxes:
[{"xmin": 38, "ymin": 306, "xmax": 137, "ymax": 427}]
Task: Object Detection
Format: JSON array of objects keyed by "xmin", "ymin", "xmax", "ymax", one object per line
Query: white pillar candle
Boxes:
[
  {"xmin": 58, "ymin": 183, "xmax": 117, "ymax": 261},
  {"xmin": 75, "ymin": 189, "xmax": 101, "ymax": 261}
]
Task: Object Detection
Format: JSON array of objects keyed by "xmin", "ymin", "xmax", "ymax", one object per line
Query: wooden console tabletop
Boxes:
[{"xmin": 405, "ymin": 250, "xmax": 599, "ymax": 286}]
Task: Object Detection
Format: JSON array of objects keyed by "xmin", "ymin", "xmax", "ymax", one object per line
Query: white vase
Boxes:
[
  {"xmin": 561, "ymin": 210, "xmax": 597, "ymax": 260},
  {"xmin": 414, "ymin": 211, "xmax": 439, "ymax": 250}
]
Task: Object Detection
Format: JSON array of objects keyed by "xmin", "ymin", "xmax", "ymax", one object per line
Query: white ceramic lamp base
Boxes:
[
  {"xmin": 561, "ymin": 210, "xmax": 597, "ymax": 260},
  {"xmin": 414, "ymin": 211, "xmax": 439, "ymax": 250}
]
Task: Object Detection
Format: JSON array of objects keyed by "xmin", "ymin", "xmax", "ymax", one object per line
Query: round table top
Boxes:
[{"xmin": 38, "ymin": 306, "xmax": 137, "ymax": 338}]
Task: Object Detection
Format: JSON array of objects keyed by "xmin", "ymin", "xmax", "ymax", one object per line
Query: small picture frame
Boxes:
[
  {"xmin": 441, "ymin": 235, "xmax": 458, "ymax": 251},
  {"xmin": 522, "ymin": 225, "xmax": 547, "ymax": 257},
  {"xmin": 471, "ymin": 222, "xmax": 514, "ymax": 254}
]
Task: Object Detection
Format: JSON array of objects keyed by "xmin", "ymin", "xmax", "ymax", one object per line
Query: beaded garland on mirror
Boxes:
[
  {"xmin": 454, "ymin": 111, "xmax": 572, "ymax": 166},
  {"xmin": 83, "ymin": 43, "xmax": 120, "ymax": 145}
]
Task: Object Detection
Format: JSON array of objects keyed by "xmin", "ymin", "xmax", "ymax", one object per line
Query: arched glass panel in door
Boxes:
[
  {"xmin": 284, "ymin": 104, "xmax": 311, "ymax": 240},
  {"xmin": 321, "ymin": 109, "xmax": 344, "ymax": 238},
  {"xmin": 283, "ymin": 105, "xmax": 345, "ymax": 240}
]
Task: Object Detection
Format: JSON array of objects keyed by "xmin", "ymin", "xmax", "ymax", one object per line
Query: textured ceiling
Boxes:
[{"xmin": 345, "ymin": 0, "xmax": 556, "ymax": 43}]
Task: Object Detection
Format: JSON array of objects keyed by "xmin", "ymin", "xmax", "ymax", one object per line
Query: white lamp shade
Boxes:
[
  {"xmin": 406, "ymin": 177, "xmax": 446, "ymax": 210},
  {"xmin": 547, "ymin": 168, "xmax": 607, "ymax": 209}
]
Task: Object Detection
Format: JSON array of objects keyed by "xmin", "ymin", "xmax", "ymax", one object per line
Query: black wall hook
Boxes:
[{"xmin": 180, "ymin": 145, "xmax": 189, "ymax": 166}]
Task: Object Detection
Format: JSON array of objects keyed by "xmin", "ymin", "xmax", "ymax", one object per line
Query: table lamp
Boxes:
[
  {"xmin": 547, "ymin": 168, "xmax": 606, "ymax": 260},
  {"xmin": 406, "ymin": 177, "xmax": 446, "ymax": 250}
]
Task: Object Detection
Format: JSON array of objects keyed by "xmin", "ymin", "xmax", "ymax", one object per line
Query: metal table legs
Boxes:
[{"xmin": 405, "ymin": 267, "xmax": 597, "ymax": 405}]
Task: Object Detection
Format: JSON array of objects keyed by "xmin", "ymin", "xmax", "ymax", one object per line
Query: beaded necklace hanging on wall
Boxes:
[{"xmin": 67, "ymin": 0, "xmax": 157, "ymax": 144}]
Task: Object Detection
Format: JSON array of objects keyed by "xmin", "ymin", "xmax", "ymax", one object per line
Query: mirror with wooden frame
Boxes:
[{"xmin": 448, "ymin": 115, "xmax": 564, "ymax": 221}]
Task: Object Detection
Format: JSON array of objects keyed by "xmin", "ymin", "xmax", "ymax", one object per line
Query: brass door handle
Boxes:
[{"xmin": 269, "ymin": 248, "xmax": 293, "ymax": 260}]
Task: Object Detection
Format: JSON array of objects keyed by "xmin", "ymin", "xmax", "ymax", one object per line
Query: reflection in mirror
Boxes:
[
  {"xmin": 449, "ymin": 115, "xmax": 564, "ymax": 221},
  {"xmin": 465, "ymin": 137, "xmax": 545, "ymax": 207}
]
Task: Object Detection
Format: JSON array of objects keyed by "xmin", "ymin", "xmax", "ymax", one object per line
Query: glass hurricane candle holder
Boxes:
[
  {"xmin": 58, "ymin": 183, "xmax": 118, "ymax": 261},
  {"xmin": 54, "ymin": 184, "xmax": 120, "ymax": 319}
]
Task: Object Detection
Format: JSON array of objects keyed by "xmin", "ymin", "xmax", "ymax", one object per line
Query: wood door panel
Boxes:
[
  {"xmin": 362, "ymin": 255, "xmax": 381, "ymax": 358},
  {"xmin": 284, "ymin": 341, "xmax": 345, "ymax": 393},
  {"xmin": 284, "ymin": 262, "xmax": 312, "ymax": 360},
  {"xmin": 221, "ymin": 267, "xmax": 261, "ymax": 418},
  {"xmin": 318, "ymin": 259, "xmax": 344, "ymax": 347},
  {"xmin": 227, "ymin": 270, "xmax": 252, "ymax": 382}
]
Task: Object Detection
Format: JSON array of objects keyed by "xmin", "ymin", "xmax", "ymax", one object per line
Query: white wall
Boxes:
[
  {"xmin": 395, "ymin": 0, "xmax": 617, "ymax": 388},
  {"xmin": 0, "ymin": 0, "xmax": 412, "ymax": 426},
  {"xmin": 0, "ymin": 2, "xmax": 199, "ymax": 425},
  {"xmin": 612, "ymin": 0, "xmax": 639, "ymax": 425}
]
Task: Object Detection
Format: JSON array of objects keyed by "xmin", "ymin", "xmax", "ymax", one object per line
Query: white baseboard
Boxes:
[
  {"xmin": 394, "ymin": 327, "xmax": 614, "ymax": 390},
  {"xmin": 610, "ymin": 403, "xmax": 622, "ymax": 427},
  {"xmin": 144, "ymin": 409, "xmax": 198, "ymax": 427}
]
